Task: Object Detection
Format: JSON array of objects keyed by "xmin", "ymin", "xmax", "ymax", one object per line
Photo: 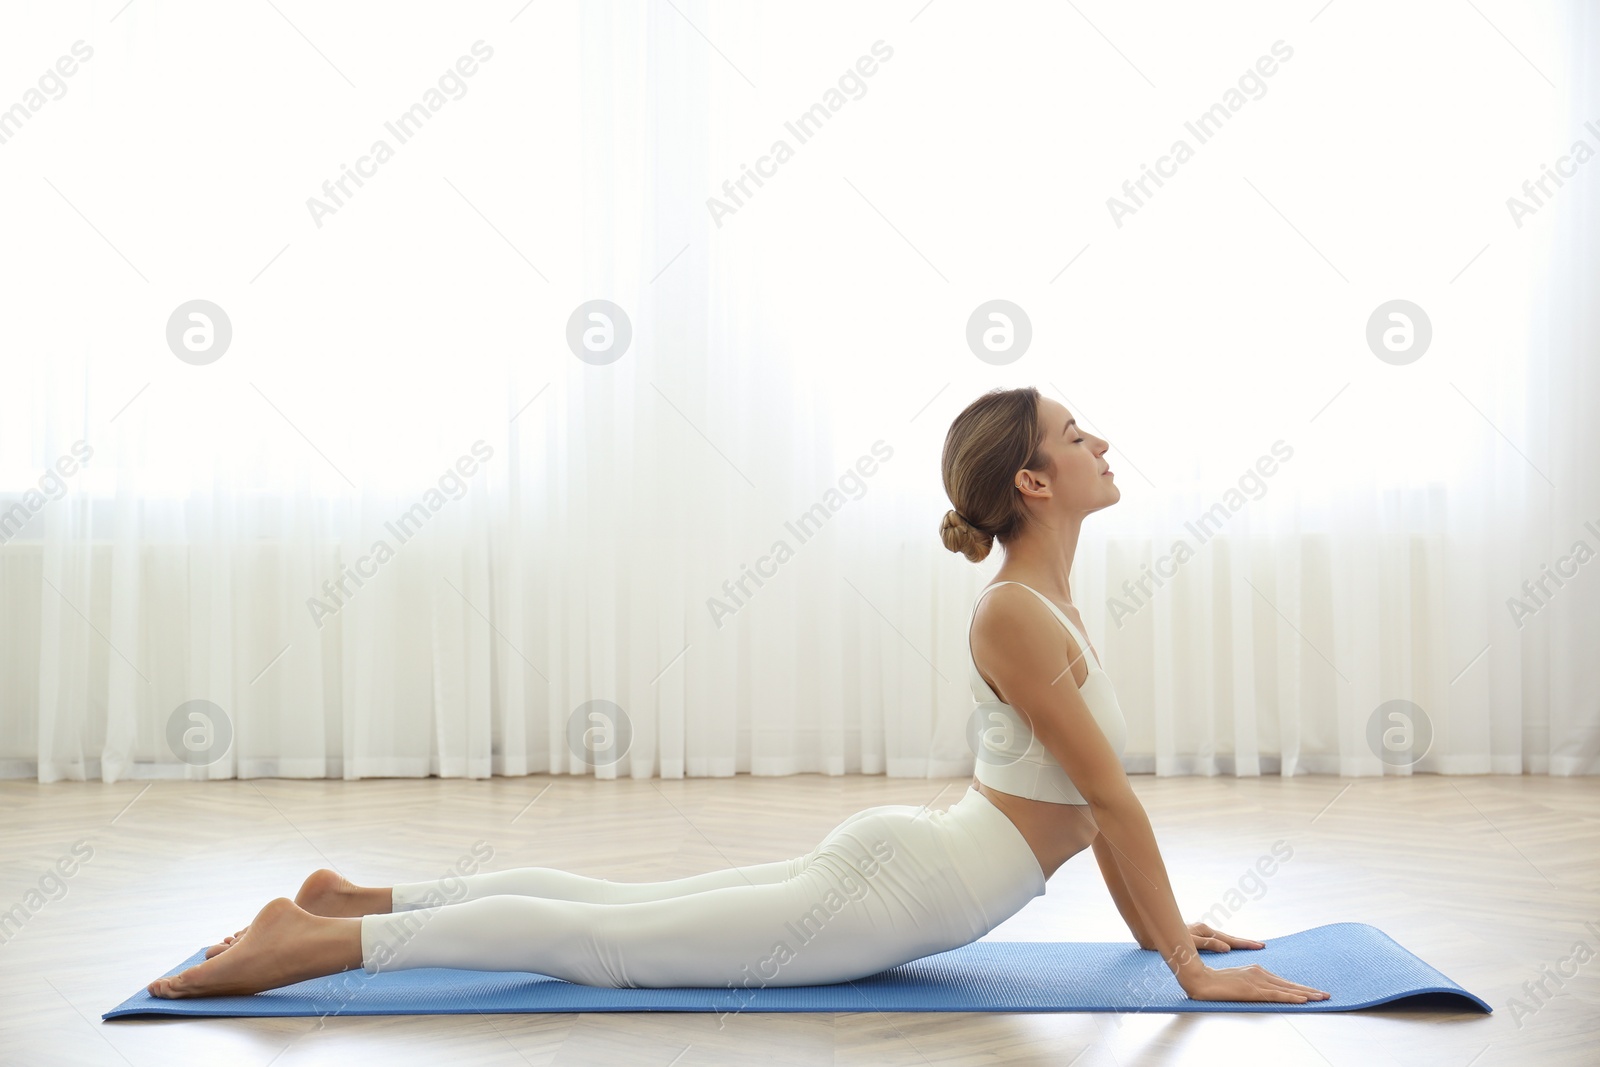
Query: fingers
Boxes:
[
  {"xmin": 1266, "ymin": 974, "xmax": 1330, "ymax": 999},
  {"xmin": 1245, "ymin": 963, "xmax": 1330, "ymax": 999},
  {"xmin": 1265, "ymin": 972, "xmax": 1327, "ymax": 995},
  {"xmin": 1207, "ymin": 926, "xmax": 1265, "ymax": 949},
  {"xmin": 1262, "ymin": 981, "xmax": 1317, "ymax": 1003},
  {"xmin": 1200, "ymin": 934, "xmax": 1260, "ymax": 953}
]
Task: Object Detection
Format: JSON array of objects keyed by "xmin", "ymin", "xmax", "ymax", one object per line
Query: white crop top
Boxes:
[{"xmin": 968, "ymin": 581, "xmax": 1127, "ymax": 805}]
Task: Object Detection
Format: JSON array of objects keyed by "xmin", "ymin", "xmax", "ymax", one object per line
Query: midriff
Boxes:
[{"xmin": 971, "ymin": 775, "xmax": 1099, "ymax": 880}]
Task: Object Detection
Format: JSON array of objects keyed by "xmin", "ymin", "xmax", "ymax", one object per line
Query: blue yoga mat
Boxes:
[{"xmin": 103, "ymin": 921, "xmax": 1490, "ymax": 1019}]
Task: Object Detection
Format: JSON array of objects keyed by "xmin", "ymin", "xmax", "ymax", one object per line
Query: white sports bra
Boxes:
[{"xmin": 967, "ymin": 581, "xmax": 1127, "ymax": 805}]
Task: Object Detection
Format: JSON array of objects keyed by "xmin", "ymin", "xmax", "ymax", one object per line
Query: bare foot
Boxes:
[
  {"xmin": 206, "ymin": 869, "xmax": 388, "ymax": 958},
  {"xmin": 204, "ymin": 926, "xmax": 251, "ymax": 959},
  {"xmin": 151, "ymin": 898, "xmax": 362, "ymax": 998}
]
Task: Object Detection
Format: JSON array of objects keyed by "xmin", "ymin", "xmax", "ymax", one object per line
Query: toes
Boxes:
[{"xmin": 205, "ymin": 932, "xmax": 243, "ymax": 958}]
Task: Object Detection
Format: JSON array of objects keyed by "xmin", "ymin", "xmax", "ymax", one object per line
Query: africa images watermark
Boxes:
[
  {"xmin": 715, "ymin": 835, "xmax": 897, "ymax": 1028},
  {"xmin": 1105, "ymin": 440, "xmax": 1294, "ymax": 629},
  {"xmin": 1112, "ymin": 839, "xmax": 1295, "ymax": 1027},
  {"xmin": 307, "ymin": 440, "xmax": 495, "ymax": 628},
  {"xmin": 1194, "ymin": 839, "xmax": 1294, "ymax": 931},
  {"xmin": 0, "ymin": 440, "xmax": 93, "ymax": 546},
  {"xmin": 0, "ymin": 39, "xmax": 94, "ymax": 149},
  {"xmin": 0, "ymin": 841, "xmax": 95, "ymax": 949},
  {"xmin": 1506, "ymin": 116, "xmax": 1600, "ymax": 229},
  {"xmin": 306, "ymin": 40, "xmax": 495, "ymax": 228},
  {"xmin": 1506, "ymin": 517, "xmax": 1600, "ymax": 629},
  {"xmin": 1103, "ymin": 304, "xmax": 1425, "ymax": 628},
  {"xmin": 706, "ymin": 40, "xmax": 895, "ymax": 228},
  {"xmin": 705, "ymin": 439, "xmax": 894, "ymax": 629},
  {"xmin": 1107, "ymin": 39, "xmax": 1294, "ymax": 228},
  {"xmin": 1506, "ymin": 917, "xmax": 1600, "ymax": 1029},
  {"xmin": 330, "ymin": 841, "xmax": 498, "ymax": 1001}
]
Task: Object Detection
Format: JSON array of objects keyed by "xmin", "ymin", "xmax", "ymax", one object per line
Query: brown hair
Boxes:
[{"xmin": 939, "ymin": 386, "xmax": 1050, "ymax": 563}]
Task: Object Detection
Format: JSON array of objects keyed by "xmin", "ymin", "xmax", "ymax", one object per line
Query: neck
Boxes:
[{"xmin": 995, "ymin": 510, "xmax": 1085, "ymax": 602}]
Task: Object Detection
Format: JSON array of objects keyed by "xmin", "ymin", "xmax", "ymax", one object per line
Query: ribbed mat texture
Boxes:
[{"xmin": 104, "ymin": 921, "xmax": 1490, "ymax": 1019}]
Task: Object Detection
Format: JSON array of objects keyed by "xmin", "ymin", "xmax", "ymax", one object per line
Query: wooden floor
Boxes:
[{"xmin": 1, "ymin": 771, "xmax": 1594, "ymax": 1066}]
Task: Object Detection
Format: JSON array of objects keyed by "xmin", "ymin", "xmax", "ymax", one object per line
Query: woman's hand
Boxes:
[
  {"xmin": 1181, "ymin": 962, "xmax": 1330, "ymax": 1004},
  {"xmin": 1134, "ymin": 921, "xmax": 1329, "ymax": 1002},
  {"xmin": 1180, "ymin": 923, "xmax": 1331, "ymax": 1002},
  {"xmin": 1184, "ymin": 921, "xmax": 1265, "ymax": 953},
  {"xmin": 1136, "ymin": 921, "xmax": 1265, "ymax": 954}
]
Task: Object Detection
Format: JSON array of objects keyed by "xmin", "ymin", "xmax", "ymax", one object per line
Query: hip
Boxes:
[{"xmin": 803, "ymin": 786, "xmax": 1047, "ymax": 941}]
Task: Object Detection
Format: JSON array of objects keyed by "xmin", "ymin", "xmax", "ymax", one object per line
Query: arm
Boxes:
[
  {"xmin": 974, "ymin": 589, "xmax": 1328, "ymax": 1002},
  {"xmin": 971, "ymin": 588, "xmax": 1204, "ymax": 991},
  {"xmin": 1081, "ymin": 781, "xmax": 1204, "ymax": 987},
  {"xmin": 1091, "ymin": 831, "xmax": 1155, "ymax": 950}
]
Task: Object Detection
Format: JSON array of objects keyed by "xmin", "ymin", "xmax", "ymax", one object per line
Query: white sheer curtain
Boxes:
[{"xmin": 1, "ymin": 1, "xmax": 1594, "ymax": 784}]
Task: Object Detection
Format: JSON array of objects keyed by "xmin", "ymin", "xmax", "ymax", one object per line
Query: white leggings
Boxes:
[{"xmin": 358, "ymin": 785, "xmax": 1047, "ymax": 989}]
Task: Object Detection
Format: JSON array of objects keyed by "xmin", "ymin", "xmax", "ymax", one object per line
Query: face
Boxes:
[{"xmin": 1019, "ymin": 397, "xmax": 1118, "ymax": 511}]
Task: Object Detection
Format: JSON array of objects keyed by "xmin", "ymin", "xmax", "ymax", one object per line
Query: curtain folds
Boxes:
[{"xmin": 1, "ymin": 1, "xmax": 1594, "ymax": 783}]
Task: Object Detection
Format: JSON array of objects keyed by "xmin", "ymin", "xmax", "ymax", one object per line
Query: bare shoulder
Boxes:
[
  {"xmin": 971, "ymin": 583, "xmax": 1090, "ymax": 693},
  {"xmin": 970, "ymin": 583, "xmax": 1123, "ymax": 807}
]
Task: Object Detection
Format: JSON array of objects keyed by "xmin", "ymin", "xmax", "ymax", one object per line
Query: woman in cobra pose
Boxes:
[{"xmin": 149, "ymin": 386, "xmax": 1327, "ymax": 1006}]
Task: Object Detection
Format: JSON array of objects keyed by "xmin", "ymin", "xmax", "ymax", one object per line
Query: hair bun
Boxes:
[{"xmin": 940, "ymin": 508, "xmax": 993, "ymax": 563}]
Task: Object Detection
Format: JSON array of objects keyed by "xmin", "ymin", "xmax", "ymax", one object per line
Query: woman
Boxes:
[
  {"xmin": 942, "ymin": 386, "xmax": 1325, "ymax": 1005},
  {"xmin": 148, "ymin": 386, "xmax": 1329, "ymax": 1004}
]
